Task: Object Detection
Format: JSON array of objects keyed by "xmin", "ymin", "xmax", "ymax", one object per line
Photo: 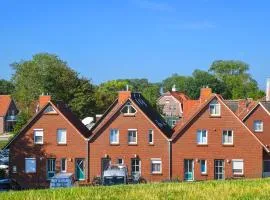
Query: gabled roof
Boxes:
[
  {"xmin": 90, "ymin": 92, "xmax": 172, "ymax": 141},
  {"xmin": 261, "ymin": 101, "xmax": 270, "ymax": 113},
  {"xmin": 242, "ymin": 101, "xmax": 270, "ymax": 121},
  {"xmin": 169, "ymin": 91, "xmax": 189, "ymax": 104},
  {"xmin": 4, "ymin": 101, "xmax": 89, "ymax": 149},
  {"xmin": 172, "ymin": 94, "xmax": 269, "ymax": 152},
  {"xmin": 0, "ymin": 95, "xmax": 12, "ymax": 116}
]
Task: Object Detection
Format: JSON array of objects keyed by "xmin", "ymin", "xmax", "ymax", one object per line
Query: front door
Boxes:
[
  {"xmin": 101, "ymin": 158, "xmax": 111, "ymax": 177},
  {"xmin": 184, "ymin": 159, "xmax": 194, "ymax": 181},
  {"xmin": 75, "ymin": 158, "xmax": 85, "ymax": 180},
  {"xmin": 214, "ymin": 159, "xmax": 225, "ymax": 180}
]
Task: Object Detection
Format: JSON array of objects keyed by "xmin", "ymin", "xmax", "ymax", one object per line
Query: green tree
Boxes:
[
  {"xmin": 209, "ymin": 60, "xmax": 264, "ymax": 99},
  {"xmin": 0, "ymin": 79, "xmax": 14, "ymax": 95},
  {"xmin": 11, "ymin": 53, "xmax": 95, "ymax": 119}
]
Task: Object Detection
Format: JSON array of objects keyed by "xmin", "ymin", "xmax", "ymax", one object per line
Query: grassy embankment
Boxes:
[{"xmin": 1, "ymin": 178, "xmax": 270, "ymax": 200}]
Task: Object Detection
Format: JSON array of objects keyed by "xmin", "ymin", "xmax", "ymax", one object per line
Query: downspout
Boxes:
[{"xmin": 168, "ymin": 139, "xmax": 172, "ymax": 180}]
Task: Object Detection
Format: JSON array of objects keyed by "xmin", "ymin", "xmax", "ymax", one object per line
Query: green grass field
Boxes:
[
  {"xmin": 1, "ymin": 178, "xmax": 270, "ymax": 200},
  {"xmin": 0, "ymin": 140, "xmax": 8, "ymax": 150}
]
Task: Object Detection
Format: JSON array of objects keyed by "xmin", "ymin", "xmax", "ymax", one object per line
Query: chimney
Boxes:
[
  {"xmin": 39, "ymin": 95, "xmax": 51, "ymax": 109},
  {"xmin": 267, "ymin": 78, "xmax": 270, "ymax": 101},
  {"xmin": 200, "ymin": 87, "xmax": 212, "ymax": 102},
  {"xmin": 118, "ymin": 91, "xmax": 131, "ymax": 104}
]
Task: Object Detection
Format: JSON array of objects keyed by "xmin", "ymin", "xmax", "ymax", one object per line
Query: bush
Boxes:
[{"xmin": 0, "ymin": 168, "xmax": 6, "ymax": 179}]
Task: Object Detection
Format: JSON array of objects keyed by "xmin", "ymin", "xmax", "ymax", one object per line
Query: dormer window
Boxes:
[
  {"xmin": 254, "ymin": 120, "xmax": 263, "ymax": 132},
  {"xmin": 121, "ymin": 102, "xmax": 136, "ymax": 115},
  {"xmin": 209, "ymin": 100, "xmax": 221, "ymax": 117}
]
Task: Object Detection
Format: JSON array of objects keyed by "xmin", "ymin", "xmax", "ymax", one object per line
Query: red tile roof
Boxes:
[{"xmin": 0, "ymin": 95, "xmax": 12, "ymax": 116}]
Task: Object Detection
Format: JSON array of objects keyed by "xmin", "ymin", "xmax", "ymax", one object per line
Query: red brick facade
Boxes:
[
  {"xmin": 172, "ymin": 96, "xmax": 264, "ymax": 180},
  {"xmin": 9, "ymin": 103, "xmax": 88, "ymax": 189}
]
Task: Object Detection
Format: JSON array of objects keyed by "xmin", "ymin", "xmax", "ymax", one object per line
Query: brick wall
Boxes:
[
  {"xmin": 172, "ymin": 97, "xmax": 263, "ymax": 180},
  {"xmin": 9, "ymin": 110, "xmax": 88, "ymax": 189}
]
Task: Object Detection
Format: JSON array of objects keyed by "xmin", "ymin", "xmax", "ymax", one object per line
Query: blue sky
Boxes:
[{"xmin": 0, "ymin": 0, "xmax": 270, "ymax": 89}]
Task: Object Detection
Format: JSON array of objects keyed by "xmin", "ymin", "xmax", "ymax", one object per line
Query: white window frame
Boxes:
[
  {"xmin": 121, "ymin": 102, "xmax": 137, "ymax": 116},
  {"xmin": 254, "ymin": 120, "xmax": 263, "ymax": 132},
  {"xmin": 131, "ymin": 158, "xmax": 141, "ymax": 176},
  {"xmin": 222, "ymin": 130, "xmax": 234, "ymax": 145},
  {"xmin": 151, "ymin": 159, "xmax": 162, "ymax": 174},
  {"xmin": 117, "ymin": 158, "xmax": 124, "ymax": 165},
  {"xmin": 34, "ymin": 129, "xmax": 44, "ymax": 144},
  {"xmin": 200, "ymin": 160, "xmax": 207, "ymax": 174},
  {"xmin": 110, "ymin": 129, "xmax": 119, "ymax": 144},
  {"xmin": 232, "ymin": 159, "xmax": 244, "ymax": 175},
  {"xmin": 148, "ymin": 129, "xmax": 154, "ymax": 145},
  {"xmin": 209, "ymin": 103, "xmax": 221, "ymax": 117},
  {"xmin": 128, "ymin": 129, "xmax": 137, "ymax": 144},
  {"xmin": 57, "ymin": 129, "xmax": 67, "ymax": 144},
  {"xmin": 61, "ymin": 158, "xmax": 67, "ymax": 173},
  {"xmin": 25, "ymin": 158, "xmax": 36, "ymax": 173},
  {"xmin": 197, "ymin": 130, "xmax": 208, "ymax": 145}
]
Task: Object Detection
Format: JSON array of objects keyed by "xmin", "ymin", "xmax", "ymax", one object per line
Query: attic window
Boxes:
[
  {"xmin": 44, "ymin": 105, "xmax": 57, "ymax": 114},
  {"xmin": 121, "ymin": 102, "xmax": 136, "ymax": 115}
]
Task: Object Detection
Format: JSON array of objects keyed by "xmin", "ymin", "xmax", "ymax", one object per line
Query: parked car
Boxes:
[
  {"xmin": 0, "ymin": 179, "xmax": 21, "ymax": 191},
  {"xmin": 102, "ymin": 164, "xmax": 128, "ymax": 186},
  {"xmin": 50, "ymin": 173, "xmax": 76, "ymax": 189}
]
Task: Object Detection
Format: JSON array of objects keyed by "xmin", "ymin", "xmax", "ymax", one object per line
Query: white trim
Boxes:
[
  {"xmin": 197, "ymin": 130, "xmax": 208, "ymax": 145},
  {"xmin": 117, "ymin": 158, "xmax": 124, "ymax": 165},
  {"xmin": 128, "ymin": 129, "xmax": 137, "ymax": 144},
  {"xmin": 61, "ymin": 158, "xmax": 67, "ymax": 173},
  {"xmin": 200, "ymin": 160, "xmax": 207, "ymax": 174},
  {"xmin": 34, "ymin": 129, "xmax": 44, "ymax": 144},
  {"xmin": 121, "ymin": 102, "xmax": 137, "ymax": 116},
  {"xmin": 254, "ymin": 120, "xmax": 263, "ymax": 132},
  {"xmin": 209, "ymin": 103, "xmax": 221, "ymax": 117},
  {"xmin": 148, "ymin": 129, "xmax": 154, "ymax": 144},
  {"xmin": 57, "ymin": 129, "xmax": 67, "ymax": 144},
  {"xmin": 222, "ymin": 130, "xmax": 234, "ymax": 145},
  {"xmin": 232, "ymin": 159, "xmax": 244, "ymax": 175},
  {"xmin": 151, "ymin": 159, "xmax": 162, "ymax": 174},
  {"xmin": 110, "ymin": 129, "xmax": 119, "ymax": 144}
]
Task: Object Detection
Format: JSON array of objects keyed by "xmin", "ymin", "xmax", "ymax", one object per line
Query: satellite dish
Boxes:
[{"xmin": 82, "ymin": 117, "xmax": 94, "ymax": 125}]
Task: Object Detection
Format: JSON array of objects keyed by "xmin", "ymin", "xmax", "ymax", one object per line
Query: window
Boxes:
[
  {"xmin": 34, "ymin": 129, "xmax": 43, "ymax": 144},
  {"xmin": 121, "ymin": 102, "xmax": 136, "ymax": 115},
  {"xmin": 200, "ymin": 160, "xmax": 207, "ymax": 174},
  {"xmin": 47, "ymin": 158, "xmax": 56, "ymax": 179},
  {"xmin": 232, "ymin": 159, "xmax": 244, "ymax": 175},
  {"xmin": 172, "ymin": 120, "xmax": 177, "ymax": 126},
  {"xmin": 222, "ymin": 130, "xmax": 233, "ymax": 145},
  {"xmin": 61, "ymin": 158, "xmax": 67, "ymax": 173},
  {"xmin": 214, "ymin": 160, "xmax": 225, "ymax": 180},
  {"xmin": 197, "ymin": 130, "xmax": 208, "ymax": 145},
  {"xmin": 12, "ymin": 166, "xmax": 17, "ymax": 173},
  {"xmin": 131, "ymin": 158, "xmax": 141, "ymax": 176},
  {"xmin": 25, "ymin": 158, "xmax": 36, "ymax": 173},
  {"xmin": 151, "ymin": 159, "xmax": 162, "ymax": 174},
  {"xmin": 44, "ymin": 105, "xmax": 57, "ymax": 114},
  {"xmin": 128, "ymin": 129, "xmax": 137, "ymax": 144},
  {"xmin": 57, "ymin": 129, "xmax": 67, "ymax": 144},
  {"xmin": 254, "ymin": 120, "xmax": 263, "ymax": 132},
  {"xmin": 110, "ymin": 129, "xmax": 119, "ymax": 144},
  {"xmin": 209, "ymin": 103, "xmax": 221, "ymax": 116},
  {"xmin": 117, "ymin": 158, "xmax": 124, "ymax": 165},
  {"xmin": 148, "ymin": 129, "xmax": 154, "ymax": 144}
]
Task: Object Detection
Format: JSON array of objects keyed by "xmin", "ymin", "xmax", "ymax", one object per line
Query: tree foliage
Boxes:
[{"xmin": 0, "ymin": 79, "xmax": 14, "ymax": 95}]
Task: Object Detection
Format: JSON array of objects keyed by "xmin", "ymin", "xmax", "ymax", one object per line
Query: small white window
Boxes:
[
  {"xmin": 110, "ymin": 129, "xmax": 119, "ymax": 144},
  {"xmin": 254, "ymin": 120, "xmax": 263, "ymax": 132},
  {"xmin": 148, "ymin": 129, "xmax": 154, "ymax": 144},
  {"xmin": 117, "ymin": 158, "xmax": 124, "ymax": 165},
  {"xmin": 44, "ymin": 105, "xmax": 57, "ymax": 114},
  {"xmin": 151, "ymin": 159, "xmax": 162, "ymax": 174},
  {"xmin": 128, "ymin": 129, "xmax": 137, "ymax": 144},
  {"xmin": 197, "ymin": 130, "xmax": 208, "ymax": 145},
  {"xmin": 172, "ymin": 120, "xmax": 177, "ymax": 126},
  {"xmin": 223, "ymin": 130, "xmax": 233, "ymax": 145},
  {"xmin": 12, "ymin": 166, "xmax": 17, "ymax": 173},
  {"xmin": 200, "ymin": 160, "xmax": 207, "ymax": 174},
  {"xmin": 232, "ymin": 159, "xmax": 244, "ymax": 175},
  {"xmin": 61, "ymin": 158, "xmax": 67, "ymax": 173},
  {"xmin": 121, "ymin": 102, "xmax": 136, "ymax": 115},
  {"xmin": 209, "ymin": 103, "xmax": 221, "ymax": 116},
  {"xmin": 25, "ymin": 158, "xmax": 36, "ymax": 173},
  {"xmin": 57, "ymin": 129, "xmax": 67, "ymax": 144},
  {"xmin": 34, "ymin": 129, "xmax": 43, "ymax": 144}
]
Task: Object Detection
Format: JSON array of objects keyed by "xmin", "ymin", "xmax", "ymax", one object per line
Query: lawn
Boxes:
[
  {"xmin": 0, "ymin": 140, "xmax": 8, "ymax": 150},
  {"xmin": 1, "ymin": 178, "xmax": 270, "ymax": 200}
]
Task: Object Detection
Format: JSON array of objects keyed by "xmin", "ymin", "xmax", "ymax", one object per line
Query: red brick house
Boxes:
[
  {"xmin": 0, "ymin": 95, "xmax": 19, "ymax": 134},
  {"xmin": 6, "ymin": 96, "xmax": 90, "ymax": 189},
  {"xmin": 89, "ymin": 91, "xmax": 173, "ymax": 182},
  {"xmin": 242, "ymin": 101, "xmax": 270, "ymax": 177},
  {"xmin": 171, "ymin": 88, "xmax": 268, "ymax": 181}
]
